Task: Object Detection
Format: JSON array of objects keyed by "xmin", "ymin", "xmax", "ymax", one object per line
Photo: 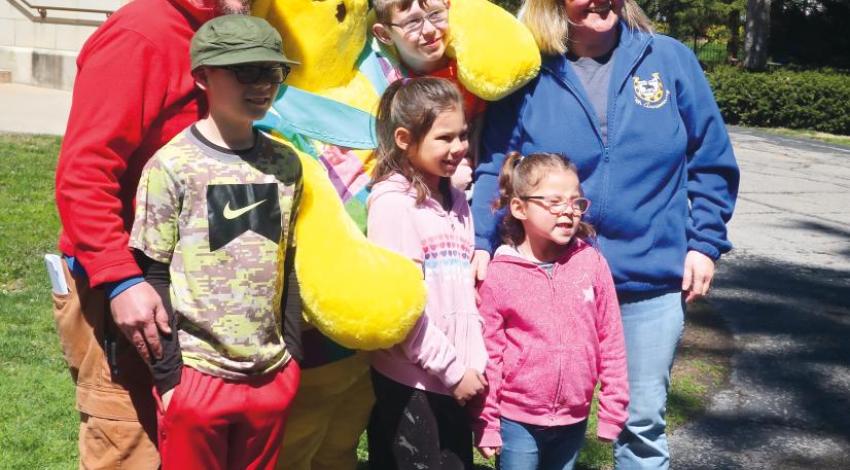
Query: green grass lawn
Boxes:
[
  {"xmin": 0, "ymin": 133, "xmax": 77, "ymax": 469},
  {"xmin": 0, "ymin": 133, "xmax": 728, "ymax": 469},
  {"xmin": 753, "ymin": 127, "xmax": 850, "ymax": 147}
]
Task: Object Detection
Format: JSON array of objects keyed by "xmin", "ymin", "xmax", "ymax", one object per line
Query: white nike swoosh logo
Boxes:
[{"xmin": 223, "ymin": 199, "xmax": 267, "ymax": 220}]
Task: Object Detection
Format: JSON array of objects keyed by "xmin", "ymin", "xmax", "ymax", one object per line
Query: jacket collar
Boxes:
[
  {"xmin": 541, "ymin": 21, "xmax": 653, "ymax": 88},
  {"xmin": 492, "ymin": 238, "xmax": 590, "ymax": 268},
  {"xmin": 370, "ymin": 173, "xmax": 463, "ymax": 218},
  {"xmin": 168, "ymin": 0, "xmax": 218, "ymax": 27}
]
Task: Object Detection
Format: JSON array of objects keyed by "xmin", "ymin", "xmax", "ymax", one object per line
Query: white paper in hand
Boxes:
[{"xmin": 44, "ymin": 254, "xmax": 69, "ymax": 295}]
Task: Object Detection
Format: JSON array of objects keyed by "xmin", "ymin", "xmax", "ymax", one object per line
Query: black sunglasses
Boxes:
[{"xmin": 220, "ymin": 64, "xmax": 290, "ymax": 85}]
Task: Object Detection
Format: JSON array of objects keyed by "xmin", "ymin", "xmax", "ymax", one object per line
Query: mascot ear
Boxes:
[
  {"xmin": 447, "ymin": 0, "xmax": 541, "ymax": 101},
  {"xmin": 277, "ymin": 136, "xmax": 425, "ymax": 350}
]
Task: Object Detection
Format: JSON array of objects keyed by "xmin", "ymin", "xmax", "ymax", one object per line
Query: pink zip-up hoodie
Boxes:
[
  {"xmin": 367, "ymin": 173, "xmax": 488, "ymax": 395},
  {"xmin": 473, "ymin": 242, "xmax": 629, "ymax": 447}
]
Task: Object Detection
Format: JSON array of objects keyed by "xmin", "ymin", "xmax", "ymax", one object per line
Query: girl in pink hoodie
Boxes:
[
  {"xmin": 473, "ymin": 152, "xmax": 629, "ymax": 470},
  {"xmin": 366, "ymin": 77, "xmax": 488, "ymax": 470}
]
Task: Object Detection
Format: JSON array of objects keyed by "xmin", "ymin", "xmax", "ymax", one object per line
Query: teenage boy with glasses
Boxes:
[
  {"xmin": 129, "ymin": 15, "xmax": 302, "ymax": 468},
  {"xmin": 372, "ymin": 0, "xmax": 487, "ymax": 193}
]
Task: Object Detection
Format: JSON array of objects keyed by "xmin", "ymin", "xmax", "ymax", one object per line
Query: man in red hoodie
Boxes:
[{"xmin": 54, "ymin": 0, "xmax": 248, "ymax": 466}]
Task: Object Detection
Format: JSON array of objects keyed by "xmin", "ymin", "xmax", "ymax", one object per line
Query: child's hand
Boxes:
[
  {"xmin": 451, "ymin": 368, "xmax": 487, "ymax": 404},
  {"xmin": 471, "ymin": 250, "xmax": 490, "ymax": 305},
  {"xmin": 450, "ymin": 158, "xmax": 473, "ymax": 191},
  {"xmin": 478, "ymin": 446, "xmax": 500, "ymax": 459},
  {"xmin": 471, "ymin": 250, "xmax": 490, "ymax": 284}
]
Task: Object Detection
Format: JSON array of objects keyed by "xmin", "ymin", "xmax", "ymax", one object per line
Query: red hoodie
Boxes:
[
  {"xmin": 472, "ymin": 241, "xmax": 629, "ymax": 448},
  {"xmin": 55, "ymin": 0, "xmax": 216, "ymax": 287}
]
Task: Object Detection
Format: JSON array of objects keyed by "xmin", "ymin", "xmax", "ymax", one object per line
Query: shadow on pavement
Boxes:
[
  {"xmin": 794, "ymin": 219, "xmax": 850, "ymax": 261},
  {"xmin": 671, "ymin": 243, "xmax": 850, "ymax": 468}
]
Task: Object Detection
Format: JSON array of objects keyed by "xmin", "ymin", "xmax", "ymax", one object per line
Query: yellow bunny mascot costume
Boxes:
[{"xmin": 251, "ymin": 0, "xmax": 540, "ymax": 467}]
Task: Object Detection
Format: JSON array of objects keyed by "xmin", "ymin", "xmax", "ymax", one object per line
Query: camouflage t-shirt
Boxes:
[{"xmin": 130, "ymin": 126, "xmax": 301, "ymax": 380}]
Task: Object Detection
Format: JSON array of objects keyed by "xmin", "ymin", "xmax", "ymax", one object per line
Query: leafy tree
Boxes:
[
  {"xmin": 770, "ymin": 0, "xmax": 850, "ymax": 67},
  {"xmin": 491, "ymin": 0, "xmax": 522, "ymax": 14},
  {"xmin": 488, "ymin": 0, "xmax": 849, "ymax": 69},
  {"xmin": 638, "ymin": 0, "xmax": 744, "ymax": 62}
]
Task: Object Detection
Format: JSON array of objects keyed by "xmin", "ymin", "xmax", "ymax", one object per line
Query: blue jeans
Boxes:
[
  {"xmin": 498, "ymin": 417, "xmax": 587, "ymax": 470},
  {"xmin": 613, "ymin": 291, "xmax": 685, "ymax": 470}
]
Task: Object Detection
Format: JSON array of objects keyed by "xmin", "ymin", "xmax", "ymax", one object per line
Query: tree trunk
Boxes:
[
  {"xmin": 743, "ymin": 0, "xmax": 771, "ymax": 70},
  {"xmin": 727, "ymin": 9, "xmax": 741, "ymax": 61}
]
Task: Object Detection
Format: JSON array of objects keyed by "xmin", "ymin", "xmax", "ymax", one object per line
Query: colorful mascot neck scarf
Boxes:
[{"xmin": 256, "ymin": 40, "xmax": 394, "ymax": 152}]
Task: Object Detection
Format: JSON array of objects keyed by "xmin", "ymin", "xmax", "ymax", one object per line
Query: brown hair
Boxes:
[
  {"xmin": 495, "ymin": 151, "xmax": 595, "ymax": 246},
  {"xmin": 373, "ymin": 0, "xmax": 437, "ymax": 25},
  {"xmin": 370, "ymin": 77, "xmax": 465, "ymax": 204},
  {"xmin": 519, "ymin": 0, "xmax": 653, "ymax": 55}
]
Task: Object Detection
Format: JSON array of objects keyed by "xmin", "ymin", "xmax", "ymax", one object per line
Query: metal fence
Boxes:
[{"xmin": 684, "ymin": 40, "xmax": 741, "ymax": 71}]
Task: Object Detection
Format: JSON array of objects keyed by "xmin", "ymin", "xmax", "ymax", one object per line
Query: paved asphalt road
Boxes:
[{"xmin": 669, "ymin": 127, "xmax": 850, "ymax": 469}]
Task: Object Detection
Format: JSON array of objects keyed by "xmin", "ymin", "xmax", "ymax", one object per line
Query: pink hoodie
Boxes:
[
  {"xmin": 473, "ymin": 242, "xmax": 629, "ymax": 447},
  {"xmin": 367, "ymin": 173, "xmax": 488, "ymax": 395}
]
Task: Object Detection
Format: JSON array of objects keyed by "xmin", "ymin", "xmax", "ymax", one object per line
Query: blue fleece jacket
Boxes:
[{"xmin": 471, "ymin": 24, "xmax": 739, "ymax": 294}]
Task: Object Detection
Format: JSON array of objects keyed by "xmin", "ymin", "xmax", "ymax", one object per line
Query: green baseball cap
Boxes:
[{"xmin": 190, "ymin": 15, "xmax": 298, "ymax": 70}]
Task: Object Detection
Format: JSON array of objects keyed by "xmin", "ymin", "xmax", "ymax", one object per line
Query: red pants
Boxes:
[{"xmin": 156, "ymin": 361, "xmax": 301, "ymax": 470}]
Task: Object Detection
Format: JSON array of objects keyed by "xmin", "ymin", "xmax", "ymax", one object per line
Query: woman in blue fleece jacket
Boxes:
[{"xmin": 470, "ymin": 0, "xmax": 739, "ymax": 468}]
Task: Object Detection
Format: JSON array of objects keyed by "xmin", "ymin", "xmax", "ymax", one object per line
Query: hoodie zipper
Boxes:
[
  {"xmin": 544, "ymin": 33, "xmax": 652, "ymax": 246},
  {"xmin": 522, "ymin": 254, "xmax": 568, "ymax": 420},
  {"xmin": 549, "ymin": 261, "xmax": 565, "ymax": 420},
  {"xmin": 600, "ymin": 31, "xmax": 652, "ymax": 232},
  {"xmin": 494, "ymin": 247, "xmax": 584, "ymax": 420}
]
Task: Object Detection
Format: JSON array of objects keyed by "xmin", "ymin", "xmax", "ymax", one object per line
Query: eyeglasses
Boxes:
[
  {"xmin": 388, "ymin": 8, "xmax": 449, "ymax": 38},
  {"xmin": 518, "ymin": 196, "xmax": 591, "ymax": 215},
  {"xmin": 220, "ymin": 64, "xmax": 290, "ymax": 85}
]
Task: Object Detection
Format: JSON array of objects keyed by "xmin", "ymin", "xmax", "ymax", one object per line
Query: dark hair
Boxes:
[
  {"xmin": 495, "ymin": 151, "xmax": 596, "ymax": 246},
  {"xmin": 370, "ymin": 77, "xmax": 465, "ymax": 204}
]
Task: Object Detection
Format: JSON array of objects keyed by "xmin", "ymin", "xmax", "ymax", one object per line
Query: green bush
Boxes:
[{"xmin": 707, "ymin": 66, "xmax": 850, "ymax": 136}]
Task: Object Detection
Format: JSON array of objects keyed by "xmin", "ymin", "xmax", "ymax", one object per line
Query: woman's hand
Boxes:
[{"xmin": 682, "ymin": 250, "xmax": 715, "ymax": 303}]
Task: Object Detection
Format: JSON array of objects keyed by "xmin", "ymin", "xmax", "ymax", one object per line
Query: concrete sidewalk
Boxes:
[
  {"xmin": 669, "ymin": 127, "xmax": 850, "ymax": 469},
  {"xmin": 0, "ymin": 83, "xmax": 72, "ymax": 136}
]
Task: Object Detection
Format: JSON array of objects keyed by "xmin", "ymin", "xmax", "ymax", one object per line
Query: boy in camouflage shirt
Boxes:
[{"xmin": 129, "ymin": 15, "xmax": 302, "ymax": 468}]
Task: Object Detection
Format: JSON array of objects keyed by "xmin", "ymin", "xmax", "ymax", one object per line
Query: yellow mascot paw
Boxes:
[
  {"xmin": 293, "ymin": 149, "xmax": 426, "ymax": 350},
  {"xmin": 448, "ymin": 0, "xmax": 541, "ymax": 101}
]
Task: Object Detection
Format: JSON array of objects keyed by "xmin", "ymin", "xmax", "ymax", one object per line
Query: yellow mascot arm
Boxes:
[
  {"xmin": 290, "ymin": 142, "xmax": 426, "ymax": 350},
  {"xmin": 448, "ymin": 0, "xmax": 541, "ymax": 101}
]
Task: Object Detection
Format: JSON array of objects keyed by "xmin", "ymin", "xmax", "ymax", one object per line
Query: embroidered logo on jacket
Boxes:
[{"xmin": 632, "ymin": 72, "xmax": 670, "ymax": 109}]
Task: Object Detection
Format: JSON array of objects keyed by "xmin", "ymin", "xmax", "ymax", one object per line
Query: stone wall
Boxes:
[{"xmin": 0, "ymin": 0, "xmax": 128, "ymax": 89}]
